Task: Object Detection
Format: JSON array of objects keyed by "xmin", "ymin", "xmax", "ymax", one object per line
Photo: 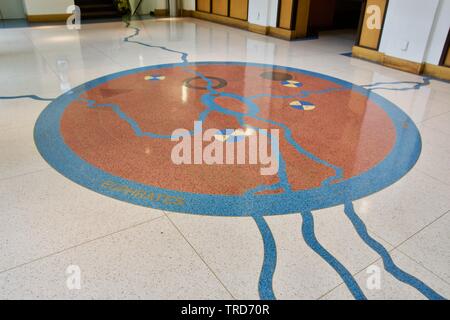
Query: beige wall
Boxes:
[{"xmin": 22, "ymin": 0, "xmax": 74, "ymax": 15}]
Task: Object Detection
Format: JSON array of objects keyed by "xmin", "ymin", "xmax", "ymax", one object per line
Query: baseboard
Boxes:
[
  {"xmin": 192, "ymin": 11, "xmax": 249, "ymax": 30},
  {"xmin": 154, "ymin": 9, "xmax": 169, "ymax": 17},
  {"xmin": 181, "ymin": 10, "xmax": 194, "ymax": 17},
  {"xmin": 268, "ymin": 27, "xmax": 295, "ymax": 41},
  {"xmin": 423, "ymin": 63, "xmax": 450, "ymax": 81},
  {"xmin": 351, "ymin": 46, "xmax": 450, "ymax": 81},
  {"xmin": 383, "ymin": 55, "xmax": 424, "ymax": 75},
  {"xmin": 352, "ymin": 46, "xmax": 385, "ymax": 64},
  {"xmin": 26, "ymin": 14, "xmax": 71, "ymax": 22},
  {"xmin": 248, "ymin": 23, "xmax": 269, "ymax": 35},
  {"xmin": 191, "ymin": 11, "xmax": 295, "ymax": 41}
]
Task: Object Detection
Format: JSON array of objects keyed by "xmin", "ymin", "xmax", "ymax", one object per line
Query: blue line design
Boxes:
[
  {"xmin": 300, "ymin": 211, "xmax": 367, "ymax": 300},
  {"xmin": 79, "ymin": 98, "xmax": 174, "ymax": 139},
  {"xmin": 361, "ymin": 77, "xmax": 432, "ymax": 92},
  {"xmin": 253, "ymin": 215, "xmax": 277, "ymax": 300},
  {"xmin": 0, "ymin": 95, "xmax": 54, "ymax": 102},
  {"xmin": 344, "ymin": 202, "xmax": 446, "ymax": 300},
  {"xmin": 121, "ymin": 23, "xmax": 343, "ymax": 193},
  {"xmin": 124, "ymin": 26, "xmax": 189, "ymax": 64},
  {"xmin": 248, "ymin": 87, "xmax": 346, "ymax": 100}
]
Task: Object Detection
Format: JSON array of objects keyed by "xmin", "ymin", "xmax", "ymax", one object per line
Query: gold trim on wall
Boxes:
[
  {"xmin": 154, "ymin": 9, "xmax": 169, "ymax": 16},
  {"xmin": 26, "ymin": 14, "xmax": 71, "ymax": 22},
  {"xmin": 424, "ymin": 63, "xmax": 450, "ymax": 81},
  {"xmin": 352, "ymin": 45, "xmax": 426, "ymax": 74},
  {"xmin": 294, "ymin": 0, "xmax": 311, "ymax": 38},
  {"xmin": 229, "ymin": 0, "xmax": 248, "ymax": 20},
  {"xmin": 269, "ymin": 27, "xmax": 295, "ymax": 40},
  {"xmin": 351, "ymin": 46, "xmax": 450, "ymax": 81},
  {"xmin": 212, "ymin": 0, "xmax": 229, "ymax": 17},
  {"xmin": 196, "ymin": 0, "xmax": 211, "ymax": 13},
  {"xmin": 248, "ymin": 23, "xmax": 269, "ymax": 35},
  {"xmin": 352, "ymin": 46, "xmax": 385, "ymax": 63},
  {"xmin": 190, "ymin": 11, "xmax": 296, "ymax": 41},
  {"xmin": 444, "ymin": 49, "xmax": 450, "ymax": 67},
  {"xmin": 278, "ymin": 0, "xmax": 295, "ymax": 30},
  {"xmin": 383, "ymin": 55, "xmax": 424, "ymax": 75},
  {"xmin": 192, "ymin": 10, "xmax": 248, "ymax": 30},
  {"xmin": 181, "ymin": 10, "xmax": 194, "ymax": 17}
]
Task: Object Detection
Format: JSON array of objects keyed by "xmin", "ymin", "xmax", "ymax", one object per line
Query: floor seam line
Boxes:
[
  {"xmin": 163, "ymin": 211, "xmax": 237, "ymax": 300},
  {"xmin": 317, "ymin": 218, "xmax": 440, "ymax": 300},
  {"xmin": 0, "ymin": 168, "xmax": 50, "ymax": 183},
  {"xmin": 420, "ymin": 110, "xmax": 450, "ymax": 124},
  {"xmin": 396, "ymin": 247, "xmax": 450, "ymax": 287},
  {"xmin": 0, "ymin": 215, "xmax": 165, "ymax": 275},
  {"xmin": 391, "ymin": 209, "xmax": 450, "ymax": 251},
  {"xmin": 414, "ymin": 167, "xmax": 450, "ymax": 188},
  {"xmin": 317, "ymin": 255, "xmax": 384, "ymax": 300}
]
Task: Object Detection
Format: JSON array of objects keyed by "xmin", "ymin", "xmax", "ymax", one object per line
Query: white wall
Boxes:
[
  {"xmin": 425, "ymin": 0, "xmax": 450, "ymax": 64},
  {"xmin": 0, "ymin": 0, "xmax": 26, "ymax": 19},
  {"xmin": 379, "ymin": 0, "xmax": 440, "ymax": 63},
  {"xmin": 139, "ymin": 0, "xmax": 157, "ymax": 14},
  {"xmin": 182, "ymin": 0, "xmax": 195, "ymax": 11},
  {"xmin": 248, "ymin": 0, "xmax": 278, "ymax": 27},
  {"xmin": 22, "ymin": 0, "xmax": 74, "ymax": 15},
  {"xmin": 130, "ymin": 0, "xmax": 157, "ymax": 14},
  {"xmin": 155, "ymin": 0, "xmax": 168, "ymax": 9},
  {"xmin": 181, "ymin": 0, "xmax": 278, "ymax": 26}
]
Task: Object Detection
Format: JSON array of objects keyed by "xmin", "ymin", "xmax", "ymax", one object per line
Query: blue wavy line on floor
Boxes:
[
  {"xmin": 0, "ymin": 95, "xmax": 54, "ymax": 102},
  {"xmin": 119, "ymin": 22, "xmax": 446, "ymax": 301},
  {"xmin": 361, "ymin": 77, "xmax": 432, "ymax": 91}
]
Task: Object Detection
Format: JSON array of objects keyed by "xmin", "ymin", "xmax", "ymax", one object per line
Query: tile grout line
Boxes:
[
  {"xmin": 389, "ymin": 209, "xmax": 450, "ymax": 251},
  {"xmin": 317, "ymin": 255, "xmax": 384, "ymax": 300},
  {"xmin": 414, "ymin": 167, "xmax": 450, "ymax": 188},
  {"xmin": 418, "ymin": 122, "xmax": 450, "ymax": 138},
  {"xmin": 393, "ymin": 209, "xmax": 450, "ymax": 287},
  {"xmin": 317, "ymin": 211, "xmax": 450, "ymax": 300},
  {"xmin": 419, "ymin": 109, "xmax": 450, "ymax": 125},
  {"xmin": 0, "ymin": 214, "xmax": 165, "ymax": 276},
  {"xmin": 319, "ymin": 210, "xmax": 450, "ymax": 299},
  {"xmin": 396, "ymin": 247, "xmax": 450, "ymax": 287},
  {"xmin": 163, "ymin": 210, "xmax": 237, "ymax": 300},
  {"xmin": 0, "ymin": 167, "xmax": 50, "ymax": 183},
  {"xmin": 21, "ymin": 29, "xmax": 62, "ymax": 83},
  {"xmin": 364, "ymin": 210, "xmax": 450, "ymax": 284}
]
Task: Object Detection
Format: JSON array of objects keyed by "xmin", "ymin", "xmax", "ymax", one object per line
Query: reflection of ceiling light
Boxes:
[
  {"xmin": 359, "ymin": 200, "xmax": 370, "ymax": 215},
  {"xmin": 60, "ymin": 82, "xmax": 72, "ymax": 93},
  {"xmin": 234, "ymin": 128, "xmax": 256, "ymax": 136},
  {"xmin": 181, "ymin": 85, "xmax": 188, "ymax": 103},
  {"xmin": 47, "ymin": 35, "xmax": 77, "ymax": 43},
  {"xmin": 34, "ymin": 25, "xmax": 60, "ymax": 30},
  {"xmin": 214, "ymin": 128, "xmax": 256, "ymax": 141}
]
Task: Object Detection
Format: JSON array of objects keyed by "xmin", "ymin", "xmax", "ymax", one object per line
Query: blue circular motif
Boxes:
[{"xmin": 34, "ymin": 62, "xmax": 421, "ymax": 217}]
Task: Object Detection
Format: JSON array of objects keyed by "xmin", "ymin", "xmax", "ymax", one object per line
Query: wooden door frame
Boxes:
[
  {"xmin": 439, "ymin": 28, "xmax": 450, "ymax": 67},
  {"xmin": 277, "ymin": 0, "xmax": 299, "ymax": 30},
  {"xmin": 195, "ymin": 0, "xmax": 249, "ymax": 21}
]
